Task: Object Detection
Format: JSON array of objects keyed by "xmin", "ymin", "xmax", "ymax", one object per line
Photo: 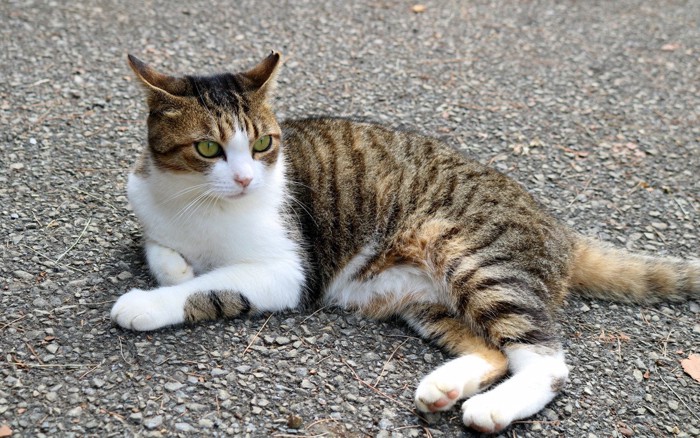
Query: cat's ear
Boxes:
[
  {"xmin": 127, "ymin": 54, "xmax": 190, "ymax": 97},
  {"xmin": 240, "ymin": 51, "xmax": 282, "ymax": 97}
]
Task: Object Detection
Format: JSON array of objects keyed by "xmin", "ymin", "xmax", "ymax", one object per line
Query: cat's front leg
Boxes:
[
  {"xmin": 111, "ymin": 259, "xmax": 304, "ymax": 331},
  {"xmin": 144, "ymin": 240, "xmax": 194, "ymax": 286}
]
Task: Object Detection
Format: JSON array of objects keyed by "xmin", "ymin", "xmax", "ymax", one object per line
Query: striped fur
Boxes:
[{"xmin": 113, "ymin": 52, "xmax": 700, "ymax": 433}]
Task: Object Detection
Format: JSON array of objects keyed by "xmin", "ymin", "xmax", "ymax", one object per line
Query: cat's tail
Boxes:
[{"xmin": 569, "ymin": 236, "xmax": 700, "ymax": 303}]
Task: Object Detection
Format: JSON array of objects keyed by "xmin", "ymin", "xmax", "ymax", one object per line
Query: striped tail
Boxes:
[{"xmin": 569, "ymin": 236, "xmax": 700, "ymax": 303}]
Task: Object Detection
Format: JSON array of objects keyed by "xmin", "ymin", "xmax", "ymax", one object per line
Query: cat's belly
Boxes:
[{"xmin": 324, "ymin": 244, "xmax": 442, "ymax": 312}]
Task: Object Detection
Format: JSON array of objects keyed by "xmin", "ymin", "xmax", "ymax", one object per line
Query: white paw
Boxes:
[
  {"xmin": 111, "ymin": 288, "xmax": 184, "ymax": 331},
  {"xmin": 415, "ymin": 355, "xmax": 494, "ymax": 413},
  {"xmin": 147, "ymin": 245, "xmax": 194, "ymax": 286},
  {"xmin": 460, "ymin": 349, "xmax": 569, "ymax": 433},
  {"xmin": 462, "ymin": 392, "xmax": 513, "ymax": 433}
]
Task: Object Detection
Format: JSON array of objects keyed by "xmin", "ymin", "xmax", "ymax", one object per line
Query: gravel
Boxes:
[{"xmin": 1, "ymin": 0, "xmax": 699, "ymax": 437}]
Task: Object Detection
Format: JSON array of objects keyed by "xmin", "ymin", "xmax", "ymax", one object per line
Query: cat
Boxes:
[{"xmin": 111, "ymin": 51, "xmax": 700, "ymax": 433}]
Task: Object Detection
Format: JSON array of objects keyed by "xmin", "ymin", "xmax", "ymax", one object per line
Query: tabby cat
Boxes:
[{"xmin": 111, "ymin": 51, "xmax": 700, "ymax": 433}]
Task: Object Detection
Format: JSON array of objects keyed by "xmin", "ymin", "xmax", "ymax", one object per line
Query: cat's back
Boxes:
[
  {"xmin": 280, "ymin": 118, "xmax": 571, "ymax": 294},
  {"xmin": 281, "ymin": 117, "xmax": 537, "ymax": 221}
]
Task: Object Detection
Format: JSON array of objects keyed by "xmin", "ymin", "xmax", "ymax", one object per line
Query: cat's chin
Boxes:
[{"xmin": 220, "ymin": 190, "xmax": 249, "ymax": 201}]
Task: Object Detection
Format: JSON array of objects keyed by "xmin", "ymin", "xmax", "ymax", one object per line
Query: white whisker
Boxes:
[
  {"xmin": 157, "ymin": 183, "xmax": 211, "ymax": 206},
  {"xmin": 169, "ymin": 189, "xmax": 215, "ymax": 226}
]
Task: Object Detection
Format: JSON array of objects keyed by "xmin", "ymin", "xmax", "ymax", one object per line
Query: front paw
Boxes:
[
  {"xmin": 111, "ymin": 288, "xmax": 183, "ymax": 331},
  {"xmin": 147, "ymin": 245, "xmax": 195, "ymax": 286}
]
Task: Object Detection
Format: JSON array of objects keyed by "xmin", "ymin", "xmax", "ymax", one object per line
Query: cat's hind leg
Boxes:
[
  {"xmin": 454, "ymin": 272, "xmax": 569, "ymax": 433},
  {"xmin": 461, "ymin": 344, "xmax": 568, "ymax": 433},
  {"xmin": 144, "ymin": 240, "xmax": 194, "ymax": 286},
  {"xmin": 400, "ymin": 303, "xmax": 508, "ymax": 414}
]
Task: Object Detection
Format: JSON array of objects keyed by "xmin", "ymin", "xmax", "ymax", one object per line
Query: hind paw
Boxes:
[
  {"xmin": 462, "ymin": 393, "xmax": 511, "ymax": 433},
  {"xmin": 415, "ymin": 381, "xmax": 461, "ymax": 412},
  {"xmin": 415, "ymin": 354, "xmax": 498, "ymax": 413}
]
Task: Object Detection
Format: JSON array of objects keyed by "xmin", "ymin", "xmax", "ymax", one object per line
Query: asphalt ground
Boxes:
[{"xmin": 1, "ymin": 0, "xmax": 699, "ymax": 437}]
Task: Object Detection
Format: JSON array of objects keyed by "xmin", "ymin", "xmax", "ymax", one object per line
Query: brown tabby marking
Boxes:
[{"xmin": 184, "ymin": 291, "xmax": 253, "ymax": 323}]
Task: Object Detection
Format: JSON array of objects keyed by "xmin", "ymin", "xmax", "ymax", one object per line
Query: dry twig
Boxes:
[{"xmin": 243, "ymin": 313, "xmax": 273, "ymax": 355}]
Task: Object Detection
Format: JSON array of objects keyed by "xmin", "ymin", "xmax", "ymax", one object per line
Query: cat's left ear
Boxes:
[
  {"xmin": 127, "ymin": 54, "xmax": 190, "ymax": 97},
  {"xmin": 240, "ymin": 51, "xmax": 282, "ymax": 97}
]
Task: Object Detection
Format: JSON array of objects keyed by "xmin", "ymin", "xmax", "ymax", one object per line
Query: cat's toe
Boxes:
[
  {"xmin": 111, "ymin": 289, "xmax": 182, "ymax": 331},
  {"xmin": 461, "ymin": 394, "xmax": 510, "ymax": 433}
]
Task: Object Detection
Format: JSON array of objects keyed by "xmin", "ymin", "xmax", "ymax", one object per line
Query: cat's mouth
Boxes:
[{"xmin": 223, "ymin": 189, "xmax": 249, "ymax": 200}]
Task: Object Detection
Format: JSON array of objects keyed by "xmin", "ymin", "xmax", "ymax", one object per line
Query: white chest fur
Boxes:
[{"xmin": 127, "ymin": 168, "xmax": 297, "ymax": 275}]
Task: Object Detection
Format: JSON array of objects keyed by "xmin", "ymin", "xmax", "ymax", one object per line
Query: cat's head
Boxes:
[{"xmin": 128, "ymin": 52, "xmax": 283, "ymax": 200}]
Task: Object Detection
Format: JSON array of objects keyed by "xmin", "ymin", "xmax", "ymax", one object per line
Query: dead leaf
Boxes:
[
  {"xmin": 681, "ymin": 354, "xmax": 700, "ymax": 383},
  {"xmin": 661, "ymin": 43, "xmax": 680, "ymax": 52},
  {"xmin": 411, "ymin": 4, "xmax": 426, "ymax": 13},
  {"xmin": 0, "ymin": 424, "xmax": 11, "ymax": 437}
]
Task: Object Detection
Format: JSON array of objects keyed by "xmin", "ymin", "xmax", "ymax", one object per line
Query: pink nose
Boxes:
[{"xmin": 235, "ymin": 176, "xmax": 252, "ymax": 188}]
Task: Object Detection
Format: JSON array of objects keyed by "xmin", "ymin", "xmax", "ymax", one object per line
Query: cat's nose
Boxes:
[{"xmin": 235, "ymin": 176, "xmax": 252, "ymax": 188}]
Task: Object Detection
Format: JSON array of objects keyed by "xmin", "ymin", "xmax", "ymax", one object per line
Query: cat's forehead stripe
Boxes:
[{"xmin": 187, "ymin": 73, "xmax": 248, "ymax": 111}]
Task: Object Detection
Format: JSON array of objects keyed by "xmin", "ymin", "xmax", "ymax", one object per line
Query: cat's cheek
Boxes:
[{"xmin": 207, "ymin": 162, "xmax": 241, "ymax": 197}]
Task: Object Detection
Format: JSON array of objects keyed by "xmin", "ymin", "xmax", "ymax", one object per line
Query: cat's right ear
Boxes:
[{"xmin": 127, "ymin": 54, "xmax": 190, "ymax": 97}]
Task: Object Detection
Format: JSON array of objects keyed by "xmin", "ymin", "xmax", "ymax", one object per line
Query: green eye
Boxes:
[
  {"xmin": 195, "ymin": 141, "xmax": 222, "ymax": 158},
  {"xmin": 252, "ymin": 135, "xmax": 272, "ymax": 153}
]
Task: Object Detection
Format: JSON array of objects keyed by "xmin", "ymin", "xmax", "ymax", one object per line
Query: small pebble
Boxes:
[
  {"xmin": 632, "ymin": 369, "xmax": 643, "ymax": 383},
  {"xmin": 164, "ymin": 382, "xmax": 184, "ymax": 392},
  {"xmin": 198, "ymin": 418, "xmax": 214, "ymax": 428},
  {"xmin": 67, "ymin": 406, "xmax": 82, "ymax": 417},
  {"xmin": 13, "ymin": 270, "xmax": 34, "ymax": 281},
  {"xmin": 117, "ymin": 271, "xmax": 133, "ymax": 280},
  {"xmin": 275, "ymin": 336, "xmax": 291, "ymax": 345},
  {"xmin": 143, "ymin": 416, "xmax": 163, "ymax": 430},
  {"xmin": 619, "ymin": 427, "xmax": 634, "ymax": 437},
  {"xmin": 651, "ymin": 222, "xmax": 668, "ymax": 230},
  {"xmin": 175, "ymin": 422, "xmax": 196, "ymax": 432},
  {"xmin": 210, "ymin": 368, "xmax": 227, "ymax": 377}
]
